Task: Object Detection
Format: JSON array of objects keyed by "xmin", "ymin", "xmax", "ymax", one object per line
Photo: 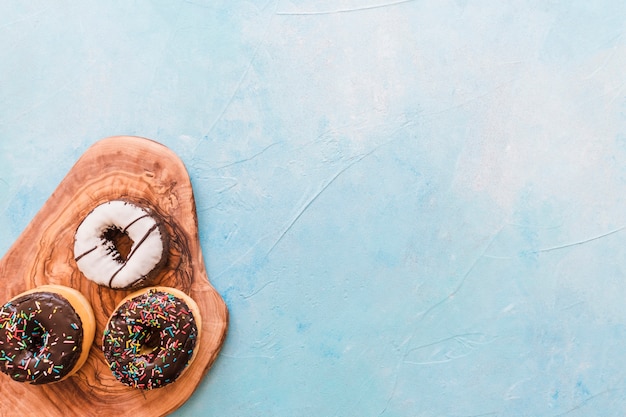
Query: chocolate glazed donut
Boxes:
[
  {"xmin": 0, "ymin": 290, "xmax": 87, "ymax": 384},
  {"xmin": 102, "ymin": 287, "xmax": 201, "ymax": 390}
]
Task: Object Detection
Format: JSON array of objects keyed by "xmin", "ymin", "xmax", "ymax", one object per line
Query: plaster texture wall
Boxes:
[{"xmin": 2, "ymin": 1, "xmax": 626, "ymax": 416}]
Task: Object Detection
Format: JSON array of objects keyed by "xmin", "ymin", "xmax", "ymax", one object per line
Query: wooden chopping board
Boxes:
[{"xmin": 0, "ymin": 136, "xmax": 228, "ymax": 417}]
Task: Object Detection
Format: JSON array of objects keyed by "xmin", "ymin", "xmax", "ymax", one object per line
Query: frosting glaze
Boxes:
[
  {"xmin": 74, "ymin": 200, "xmax": 167, "ymax": 289},
  {"xmin": 0, "ymin": 292, "xmax": 84, "ymax": 384},
  {"xmin": 102, "ymin": 288, "xmax": 199, "ymax": 389}
]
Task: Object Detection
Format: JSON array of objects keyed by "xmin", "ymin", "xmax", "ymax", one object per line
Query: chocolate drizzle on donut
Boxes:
[
  {"xmin": 0, "ymin": 292, "xmax": 84, "ymax": 384},
  {"xmin": 74, "ymin": 245, "xmax": 97, "ymax": 262},
  {"xmin": 122, "ymin": 214, "xmax": 150, "ymax": 233},
  {"xmin": 102, "ymin": 289, "xmax": 198, "ymax": 390}
]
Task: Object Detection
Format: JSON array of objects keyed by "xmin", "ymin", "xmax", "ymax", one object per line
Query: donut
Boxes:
[
  {"xmin": 0, "ymin": 284, "xmax": 96, "ymax": 384},
  {"xmin": 102, "ymin": 286, "xmax": 200, "ymax": 390},
  {"xmin": 74, "ymin": 200, "xmax": 168, "ymax": 289}
]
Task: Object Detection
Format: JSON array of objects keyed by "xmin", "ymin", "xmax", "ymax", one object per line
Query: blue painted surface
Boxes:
[{"xmin": 2, "ymin": 1, "xmax": 626, "ymax": 415}]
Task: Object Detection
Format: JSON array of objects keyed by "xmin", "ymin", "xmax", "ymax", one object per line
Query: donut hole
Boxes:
[
  {"xmin": 26, "ymin": 320, "xmax": 48, "ymax": 354},
  {"xmin": 138, "ymin": 327, "xmax": 161, "ymax": 356},
  {"xmin": 102, "ymin": 226, "xmax": 134, "ymax": 262}
]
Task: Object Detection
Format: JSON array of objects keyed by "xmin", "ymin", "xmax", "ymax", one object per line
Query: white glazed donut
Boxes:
[{"xmin": 74, "ymin": 200, "xmax": 167, "ymax": 289}]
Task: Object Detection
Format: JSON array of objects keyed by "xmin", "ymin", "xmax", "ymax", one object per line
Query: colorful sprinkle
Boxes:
[{"xmin": 0, "ymin": 292, "xmax": 83, "ymax": 384}]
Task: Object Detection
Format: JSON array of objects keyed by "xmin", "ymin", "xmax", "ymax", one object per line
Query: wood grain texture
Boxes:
[{"xmin": 0, "ymin": 136, "xmax": 228, "ymax": 417}]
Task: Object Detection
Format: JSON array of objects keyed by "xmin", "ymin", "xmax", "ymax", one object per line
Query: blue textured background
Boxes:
[{"xmin": 2, "ymin": 1, "xmax": 626, "ymax": 416}]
